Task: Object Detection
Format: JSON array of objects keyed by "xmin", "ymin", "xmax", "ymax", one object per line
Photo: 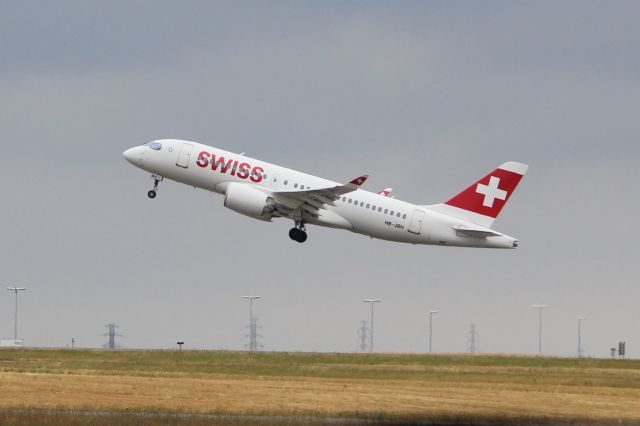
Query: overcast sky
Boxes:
[{"xmin": 1, "ymin": 1, "xmax": 638, "ymax": 357}]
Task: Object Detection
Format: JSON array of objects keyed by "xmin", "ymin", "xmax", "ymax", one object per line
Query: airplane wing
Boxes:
[{"xmin": 269, "ymin": 175, "xmax": 368, "ymax": 219}]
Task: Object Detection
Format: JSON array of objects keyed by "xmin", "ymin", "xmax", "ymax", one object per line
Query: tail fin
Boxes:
[{"xmin": 427, "ymin": 162, "xmax": 528, "ymax": 228}]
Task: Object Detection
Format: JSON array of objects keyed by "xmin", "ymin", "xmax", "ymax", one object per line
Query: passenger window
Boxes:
[
  {"xmin": 390, "ymin": 211, "xmax": 394, "ymax": 215},
  {"xmin": 397, "ymin": 212, "xmax": 401, "ymax": 217},
  {"xmin": 360, "ymin": 202, "xmax": 364, "ymax": 207},
  {"xmin": 403, "ymin": 214, "xmax": 407, "ymax": 219},
  {"xmin": 378, "ymin": 207, "xmax": 382, "ymax": 212},
  {"xmin": 372, "ymin": 205, "xmax": 376, "ymax": 210},
  {"xmin": 284, "ymin": 180, "xmax": 288, "ymax": 185},
  {"xmin": 294, "ymin": 183, "xmax": 298, "ymax": 188},
  {"xmin": 384, "ymin": 209, "xmax": 388, "ymax": 214},
  {"xmin": 348, "ymin": 199, "xmax": 352, "ymax": 204},
  {"xmin": 366, "ymin": 204, "xmax": 370, "ymax": 209}
]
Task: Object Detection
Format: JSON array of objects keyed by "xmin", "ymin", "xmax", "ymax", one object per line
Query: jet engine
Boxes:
[{"xmin": 223, "ymin": 182, "xmax": 276, "ymax": 220}]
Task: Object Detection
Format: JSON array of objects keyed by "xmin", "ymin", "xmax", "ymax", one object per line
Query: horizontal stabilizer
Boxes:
[{"xmin": 452, "ymin": 225, "xmax": 502, "ymax": 238}]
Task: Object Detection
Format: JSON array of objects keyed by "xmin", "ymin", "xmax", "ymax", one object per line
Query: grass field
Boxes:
[{"xmin": 0, "ymin": 349, "xmax": 639, "ymax": 425}]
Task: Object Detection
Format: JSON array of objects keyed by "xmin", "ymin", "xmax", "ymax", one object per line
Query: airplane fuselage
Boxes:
[{"xmin": 123, "ymin": 139, "xmax": 520, "ymax": 248}]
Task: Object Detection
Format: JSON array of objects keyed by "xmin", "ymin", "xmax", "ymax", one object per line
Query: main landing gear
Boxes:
[
  {"xmin": 289, "ymin": 221, "xmax": 307, "ymax": 243},
  {"xmin": 148, "ymin": 176, "xmax": 161, "ymax": 199}
]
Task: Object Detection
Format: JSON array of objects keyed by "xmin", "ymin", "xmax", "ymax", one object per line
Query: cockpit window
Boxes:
[{"xmin": 148, "ymin": 142, "xmax": 162, "ymax": 150}]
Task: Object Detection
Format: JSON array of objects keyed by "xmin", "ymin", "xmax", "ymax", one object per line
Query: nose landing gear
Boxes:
[
  {"xmin": 148, "ymin": 180, "xmax": 159, "ymax": 198},
  {"xmin": 147, "ymin": 175, "xmax": 163, "ymax": 199},
  {"xmin": 289, "ymin": 221, "xmax": 308, "ymax": 243}
]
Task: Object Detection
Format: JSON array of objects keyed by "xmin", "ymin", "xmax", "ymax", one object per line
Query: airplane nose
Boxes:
[{"xmin": 122, "ymin": 147, "xmax": 137, "ymax": 164}]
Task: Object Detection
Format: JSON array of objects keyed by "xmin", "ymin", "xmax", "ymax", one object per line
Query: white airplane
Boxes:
[{"xmin": 123, "ymin": 139, "xmax": 527, "ymax": 248}]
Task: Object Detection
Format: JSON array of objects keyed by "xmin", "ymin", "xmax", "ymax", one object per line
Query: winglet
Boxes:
[
  {"xmin": 377, "ymin": 187, "xmax": 393, "ymax": 197},
  {"xmin": 348, "ymin": 175, "xmax": 369, "ymax": 186}
]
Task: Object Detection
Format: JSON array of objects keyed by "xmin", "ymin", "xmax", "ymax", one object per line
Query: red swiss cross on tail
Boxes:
[
  {"xmin": 477, "ymin": 176, "xmax": 507, "ymax": 208},
  {"xmin": 444, "ymin": 162, "xmax": 528, "ymax": 222}
]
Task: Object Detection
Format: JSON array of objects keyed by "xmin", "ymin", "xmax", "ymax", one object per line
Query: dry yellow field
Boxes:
[{"xmin": 0, "ymin": 349, "xmax": 639, "ymax": 425}]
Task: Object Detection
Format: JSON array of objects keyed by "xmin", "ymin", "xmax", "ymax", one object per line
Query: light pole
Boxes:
[
  {"xmin": 363, "ymin": 299, "xmax": 381, "ymax": 352},
  {"xmin": 429, "ymin": 310, "xmax": 438, "ymax": 352},
  {"xmin": 578, "ymin": 317, "xmax": 586, "ymax": 358},
  {"xmin": 531, "ymin": 304, "xmax": 550, "ymax": 355},
  {"xmin": 6, "ymin": 287, "xmax": 27, "ymax": 340},
  {"xmin": 242, "ymin": 296, "xmax": 261, "ymax": 351}
]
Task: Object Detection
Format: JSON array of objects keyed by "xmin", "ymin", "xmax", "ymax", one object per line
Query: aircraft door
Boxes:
[
  {"xmin": 176, "ymin": 143, "xmax": 194, "ymax": 168},
  {"xmin": 408, "ymin": 209, "xmax": 425, "ymax": 235}
]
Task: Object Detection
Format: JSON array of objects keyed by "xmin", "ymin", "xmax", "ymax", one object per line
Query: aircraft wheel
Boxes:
[
  {"xmin": 148, "ymin": 190, "xmax": 157, "ymax": 199},
  {"xmin": 289, "ymin": 228, "xmax": 307, "ymax": 243}
]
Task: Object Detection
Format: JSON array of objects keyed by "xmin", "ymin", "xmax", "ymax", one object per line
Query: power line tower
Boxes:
[
  {"xmin": 467, "ymin": 324, "xmax": 479, "ymax": 353},
  {"xmin": 242, "ymin": 296, "xmax": 262, "ymax": 351},
  {"xmin": 103, "ymin": 323, "xmax": 123, "ymax": 349},
  {"xmin": 356, "ymin": 320, "xmax": 370, "ymax": 352},
  {"xmin": 245, "ymin": 315, "xmax": 263, "ymax": 351}
]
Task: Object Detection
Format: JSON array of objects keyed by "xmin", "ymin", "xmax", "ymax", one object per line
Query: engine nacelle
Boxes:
[{"xmin": 223, "ymin": 182, "xmax": 275, "ymax": 220}]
